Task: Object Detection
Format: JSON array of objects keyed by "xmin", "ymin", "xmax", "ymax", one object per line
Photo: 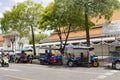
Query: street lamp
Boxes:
[{"xmin": 10, "ymin": 36, "xmax": 15, "ymax": 52}]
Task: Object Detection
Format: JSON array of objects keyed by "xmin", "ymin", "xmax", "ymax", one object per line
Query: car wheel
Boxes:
[
  {"xmin": 29, "ymin": 59, "xmax": 32, "ymax": 64},
  {"xmin": 115, "ymin": 62, "xmax": 120, "ymax": 70},
  {"xmin": 68, "ymin": 61, "xmax": 74, "ymax": 67}
]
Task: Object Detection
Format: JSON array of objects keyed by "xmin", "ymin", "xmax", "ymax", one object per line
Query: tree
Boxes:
[
  {"xmin": 29, "ymin": 33, "xmax": 48, "ymax": 44},
  {"xmin": 0, "ymin": 0, "xmax": 43, "ymax": 55},
  {"xmin": 74, "ymin": 0, "xmax": 120, "ymax": 46},
  {"xmin": 38, "ymin": 1, "xmax": 94, "ymax": 54}
]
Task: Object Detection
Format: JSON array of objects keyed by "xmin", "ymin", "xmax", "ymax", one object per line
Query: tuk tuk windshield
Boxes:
[{"xmin": 110, "ymin": 51, "xmax": 120, "ymax": 58}]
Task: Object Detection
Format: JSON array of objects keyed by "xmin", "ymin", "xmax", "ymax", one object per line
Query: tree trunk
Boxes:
[
  {"xmin": 58, "ymin": 24, "xmax": 71, "ymax": 55},
  {"xmin": 84, "ymin": 3, "xmax": 90, "ymax": 47},
  {"xmin": 57, "ymin": 28, "xmax": 63, "ymax": 54},
  {"xmin": 62, "ymin": 24, "xmax": 71, "ymax": 54},
  {"xmin": 31, "ymin": 25, "xmax": 36, "ymax": 56}
]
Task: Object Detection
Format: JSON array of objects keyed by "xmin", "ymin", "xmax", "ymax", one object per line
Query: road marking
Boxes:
[
  {"xmin": 0, "ymin": 68, "xmax": 21, "ymax": 72},
  {"xmin": 0, "ymin": 74, "xmax": 32, "ymax": 80},
  {"xmin": 110, "ymin": 70, "xmax": 118, "ymax": 73},
  {"xmin": 90, "ymin": 79, "xmax": 98, "ymax": 80},
  {"xmin": 20, "ymin": 64, "xmax": 106, "ymax": 75},
  {"xmin": 97, "ymin": 75, "xmax": 107, "ymax": 79},
  {"xmin": 104, "ymin": 72, "xmax": 114, "ymax": 76},
  {"xmin": 35, "ymin": 67, "xmax": 105, "ymax": 75},
  {"xmin": 96, "ymin": 70, "xmax": 119, "ymax": 80}
]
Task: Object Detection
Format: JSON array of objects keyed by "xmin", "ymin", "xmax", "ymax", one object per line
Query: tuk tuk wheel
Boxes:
[
  {"xmin": 58, "ymin": 59, "xmax": 63, "ymax": 65},
  {"xmin": 40, "ymin": 60, "xmax": 44, "ymax": 65},
  {"xmin": 5, "ymin": 63, "xmax": 9, "ymax": 67},
  {"xmin": 115, "ymin": 62, "xmax": 120, "ymax": 70},
  {"xmin": 1, "ymin": 63, "xmax": 4, "ymax": 67},
  {"xmin": 92, "ymin": 60, "xmax": 99, "ymax": 67},
  {"xmin": 15, "ymin": 59, "xmax": 19, "ymax": 63},
  {"xmin": 29, "ymin": 59, "xmax": 32, "ymax": 64},
  {"xmin": 67, "ymin": 61, "xmax": 74, "ymax": 67}
]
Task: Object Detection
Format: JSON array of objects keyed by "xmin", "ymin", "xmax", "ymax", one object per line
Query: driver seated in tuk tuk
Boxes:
[
  {"xmin": 20, "ymin": 51, "xmax": 27, "ymax": 60},
  {"xmin": 50, "ymin": 54, "xmax": 55, "ymax": 63},
  {"xmin": 72, "ymin": 54, "xmax": 76, "ymax": 60},
  {"xmin": 80, "ymin": 52, "xmax": 84, "ymax": 62},
  {"xmin": 68, "ymin": 53, "xmax": 72, "ymax": 58},
  {"xmin": 68, "ymin": 53, "xmax": 76, "ymax": 60}
]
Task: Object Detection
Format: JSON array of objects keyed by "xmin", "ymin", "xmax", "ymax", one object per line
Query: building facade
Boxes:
[{"xmin": 39, "ymin": 10, "xmax": 120, "ymax": 56}]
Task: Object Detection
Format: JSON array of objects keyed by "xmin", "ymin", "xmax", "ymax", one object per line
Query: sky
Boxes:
[{"xmin": 0, "ymin": 0, "xmax": 54, "ymax": 18}]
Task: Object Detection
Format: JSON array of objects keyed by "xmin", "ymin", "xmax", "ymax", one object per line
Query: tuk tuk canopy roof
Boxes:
[
  {"xmin": 65, "ymin": 45, "xmax": 94, "ymax": 50},
  {"xmin": 16, "ymin": 48, "xmax": 32, "ymax": 51}
]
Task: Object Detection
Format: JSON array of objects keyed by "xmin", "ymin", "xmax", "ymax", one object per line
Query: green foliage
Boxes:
[
  {"xmin": 38, "ymin": 1, "xmax": 94, "ymax": 53},
  {"xmin": 0, "ymin": 0, "xmax": 43, "ymax": 38},
  {"xmin": 38, "ymin": 1, "xmax": 94, "ymax": 31},
  {"xmin": 38, "ymin": 0, "xmax": 120, "ymax": 31},
  {"xmin": 38, "ymin": 0, "xmax": 120, "ymax": 53},
  {"xmin": 75, "ymin": 0, "xmax": 120, "ymax": 20},
  {"xmin": 38, "ymin": 2, "xmax": 54, "ymax": 29},
  {"xmin": 29, "ymin": 33, "xmax": 48, "ymax": 44}
]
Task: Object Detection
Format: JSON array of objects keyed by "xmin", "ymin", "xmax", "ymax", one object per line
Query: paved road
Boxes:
[{"xmin": 0, "ymin": 63, "xmax": 119, "ymax": 80}]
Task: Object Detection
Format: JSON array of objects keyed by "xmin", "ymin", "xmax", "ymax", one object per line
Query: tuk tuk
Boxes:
[
  {"xmin": 110, "ymin": 51, "xmax": 120, "ymax": 70},
  {"xmin": 15, "ymin": 49, "xmax": 33, "ymax": 63},
  {"xmin": 64, "ymin": 45, "xmax": 99, "ymax": 67},
  {"xmin": 38, "ymin": 49, "xmax": 63, "ymax": 65}
]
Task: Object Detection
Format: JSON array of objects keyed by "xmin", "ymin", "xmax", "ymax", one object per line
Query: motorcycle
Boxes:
[{"xmin": 0, "ymin": 57, "xmax": 9, "ymax": 67}]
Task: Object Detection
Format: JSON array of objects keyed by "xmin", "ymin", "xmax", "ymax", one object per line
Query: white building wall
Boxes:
[
  {"xmin": 3, "ymin": 35, "xmax": 29, "ymax": 54},
  {"xmin": 93, "ymin": 44, "xmax": 110, "ymax": 56}
]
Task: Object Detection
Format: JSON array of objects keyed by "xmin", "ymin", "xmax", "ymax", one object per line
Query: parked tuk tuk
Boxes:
[
  {"xmin": 64, "ymin": 45, "xmax": 99, "ymax": 67},
  {"xmin": 110, "ymin": 51, "xmax": 120, "ymax": 70},
  {"xmin": 38, "ymin": 49, "xmax": 63, "ymax": 65},
  {"xmin": 15, "ymin": 49, "xmax": 33, "ymax": 63}
]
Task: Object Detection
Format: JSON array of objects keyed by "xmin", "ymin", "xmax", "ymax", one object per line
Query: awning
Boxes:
[{"xmin": 65, "ymin": 45, "xmax": 93, "ymax": 49}]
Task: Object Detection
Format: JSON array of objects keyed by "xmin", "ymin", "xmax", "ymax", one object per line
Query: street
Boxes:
[{"xmin": 0, "ymin": 63, "xmax": 119, "ymax": 80}]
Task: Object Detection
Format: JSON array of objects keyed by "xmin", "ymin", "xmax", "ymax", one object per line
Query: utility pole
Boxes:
[{"xmin": 84, "ymin": 3, "xmax": 90, "ymax": 47}]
